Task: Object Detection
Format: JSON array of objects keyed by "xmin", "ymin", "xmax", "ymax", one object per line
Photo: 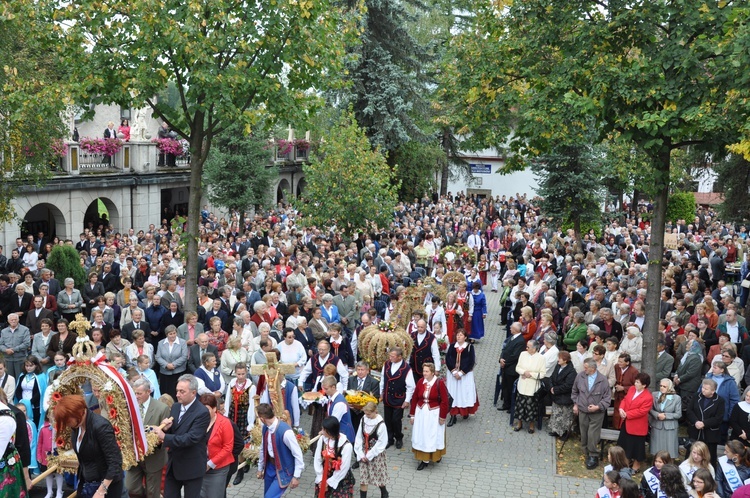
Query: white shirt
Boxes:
[
  {"xmin": 379, "ymin": 360, "xmax": 416, "ymax": 402},
  {"xmin": 297, "ymin": 354, "xmax": 349, "ymax": 389},
  {"xmin": 314, "ymin": 434, "xmax": 352, "ymax": 488}
]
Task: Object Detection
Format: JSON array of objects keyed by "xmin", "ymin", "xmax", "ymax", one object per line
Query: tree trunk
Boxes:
[
  {"xmin": 183, "ymin": 117, "xmax": 206, "ymax": 315},
  {"xmin": 640, "ymin": 149, "xmax": 670, "ymax": 384},
  {"xmin": 440, "ymin": 128, "xmax": 450, "ymax": 196}
]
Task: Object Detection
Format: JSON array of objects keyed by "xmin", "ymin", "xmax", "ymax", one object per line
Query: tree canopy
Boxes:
[
  {"xmin": 45, "ymin": 0, "xmax": 360, "ymax": 312},
  {"xmin": 442, "ymin": 0, "xmax": 746, "ymax": 381},
  {"xmin": 296, "ymin": 112, "xmax": 399, "ymax": 235}
]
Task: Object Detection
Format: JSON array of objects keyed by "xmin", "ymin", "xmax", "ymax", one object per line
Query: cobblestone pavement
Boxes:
[{"xmin": 225, "ymin": 283, "xmax": 601, "ymax": 498}]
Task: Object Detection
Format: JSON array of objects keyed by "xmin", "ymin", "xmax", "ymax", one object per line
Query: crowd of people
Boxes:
[{"xmin": 1, "ymin": 191, "xmax": 750, "ymax": 497}]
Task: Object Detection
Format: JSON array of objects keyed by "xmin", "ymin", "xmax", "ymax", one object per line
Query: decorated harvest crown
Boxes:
[{"xmin": 47, "ymin": 313, "xmax": 158, "ymax": 473}]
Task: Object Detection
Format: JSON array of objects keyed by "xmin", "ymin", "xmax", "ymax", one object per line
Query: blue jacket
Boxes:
[
  {"xmin": 328, "ymin": 393, "xmax": 355, "ymax": 443},
  {"xmin": 703, "ymin": 373, "xmax": 739, "ymax": 421}
]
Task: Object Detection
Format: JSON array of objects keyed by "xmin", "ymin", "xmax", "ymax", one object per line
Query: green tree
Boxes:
[
  {"xmin": 296, "ymin": 112, "xmax": 399, "ymax": 235},
  {"xmin": 46, "ymin": 0, "xmax": 360, "ymax": 312},
  {"xmin": 443, "ymin": 0, "xmax": 744, "ymax": 381},
  {"xmin": 531, "ymin": 139, "xmax": 604, "ymax": 247},
  {"xmin": 342, "ymin": 0, "xmax": 430, "ymax": 155},
  {"xmin": 666, "ymin": 192, "xmax": 697, "ymax": 224},
  {"xmin": 391, "ymin": 141, "xmax": 445, "ymax": 200},
  {"xmin": 0, "ymin": 2, "xmax": 69, "ymax": 223},
  {"xmin": 203, "ymin": 124, "xmax": 277, "ymax": 213},
  {"xmin": 46, "ymin": 245, "xmax": 86, "ymax": 289},
  {"xmin": 714, "ymin": 155, "xmax": 750, "ymax": 222}
]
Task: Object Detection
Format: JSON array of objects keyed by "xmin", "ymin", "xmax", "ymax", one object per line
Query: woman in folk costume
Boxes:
[
  {"xmin": 455, "ymin": 281, "xmax": 472, "ymax": 335},
  {"xmin": 443, "ymin": 292, "xmax": 464, "ymax": 344},
  {"xmin": 444, "ymin": 329, "xmax": 479, "ymax": 427},
  {"xmin": 14, "ymin": 355, "xmax": 47, "ymax": 428},
  {"xmin": 469, "ymin": 281, "xmax": 487, "ymax": 341},
  {"xmin": 223, "ymin": 362, "xmax": 256, "ymax": 485},
  {"xmin": 354, "ymin": 402, "xmax": 389, "ymax": 498},
  {"xmin": 314, "ymin": 416, "xmax": 355, "ymax": 498},
  {"xmin": 409, "ymin": 362, "xmax": 449, "ymax": 471}
]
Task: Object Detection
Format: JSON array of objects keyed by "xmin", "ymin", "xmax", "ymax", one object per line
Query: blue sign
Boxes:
[{"xmin": 470, "ymin": 163, "xmax": 491, "ymax": 174}]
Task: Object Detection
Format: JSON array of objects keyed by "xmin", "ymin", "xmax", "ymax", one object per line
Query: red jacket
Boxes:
[
  {"xmin": 207, "ymin": 413, "xmax": 236, "ymax": 470},
  {"xmin": 409, "ymin": 377, "xmax": 450, "ymax": 420},
  {"xmin": 619, "ymin": 386, "xmax": 653, "ymax": 437}
]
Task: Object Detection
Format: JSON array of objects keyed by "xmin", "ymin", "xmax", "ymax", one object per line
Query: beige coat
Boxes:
[{"xmin": 515, "ymin": 351, "xmax": 547, "ymax": 396}]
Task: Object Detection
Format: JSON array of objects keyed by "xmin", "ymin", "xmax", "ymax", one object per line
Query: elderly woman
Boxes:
[
  {"xmin": 219, "ymin": 336, "xmax": 249, "ymax": 384},
  {"xmin": 125, "ymin": 330, "xmax": 154, "ymax": 368},
  {"xmin": 46, "ymin": 319, "xmax": 76, "ymax": 360},
  {"xmin": 519, "ymin": 306, "xmax": 537, "ymax": 341},
  {"xmin": 563, "ymin": 312, "xmax": 588, "ymax": 352},
  {"xmin": 82, "ymin": 272, "xmax": 105, "ymax": 318},
  {"xmin": 612, "ymin": 353, "xmax": 639, "ymax": 430},
  {"xmin": 619, "ymin": 326, "xmax": 644, "ymax": 371},
  {"xmin": 616, "ymin": 372, "xmax": 653, "ymax": 472},
  {"xmin": 54, "ymin": 395, "xmax": 123, "ymax": 498},
  {"xmin": 513, "ymin": 339, "xmax": 547, "ymax": 433},
  {"xmin": 650, "ymin": 378, "xmax": 682, "ymax": 458},
  {"xmin": 177, "ymin": 311, "xmax": 205, "ymax": 347},
  {"xmin": 548, "ymin": 351, "xmax": 576, "ymax": 438},
  {"xmin": 57, "ymin": 277, "xmax": 83, "ymax": 323},
  {"xmin": 294, "ymin": 317, "xmax": 316, "ymax": 359},
  {"xmin": 730, "ymin": 386, "xmax": 750, "ymax": 447},
  {"xmin": 155, "ymin": 325, "xmax": 188, "ymax": 398},
  {"xmin": 207, "ymin": 316, "xmax": 230, "ymax": 358},
  {"xmin": 675, "ymin": 339, "xmax": 705, "ymax": 410},
  {"xmin": 195, "ymin": 352, "xmax": 226, "ymax": 399},
  {"xmin": 37, "ymin": 282, "xmax": 58, "ymax": 314}
]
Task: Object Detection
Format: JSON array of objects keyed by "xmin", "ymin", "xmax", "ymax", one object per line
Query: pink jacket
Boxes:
[{"xmin": 37, "ymin": 422, "xmax": 53, "ymax": 466}]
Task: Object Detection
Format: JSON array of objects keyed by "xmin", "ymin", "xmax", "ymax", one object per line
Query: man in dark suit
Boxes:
[
  {"xmin": 26, "ymin": 295, "xmax": 54, "ymax": 334},
  {"xmin": 99, "ymin": 263, "xmax": 118, "ymax": 294},
  {"xmin": 34, "ymin": 269, "xmax": 61, "ymax": 297},
  {"xmin": 654, "ymin": 338, "xmax": 675, "ymax": 386},
  {"xmin": 8, "ymin": 284, "xmax": 33, "ymax": 322},
  {"xmin": 187, "ymin": 333, "xmax": 218, "ymax": 373},
  {"xmin": 347, "ymin": 361, "xmax": 380, "ymax": 456},
  {"xmin": 121, "ymin": 309, "xmax": 152, "ymax": 343},
  {"xmin": 154, "ymin": 374, "xmax": 211, "ymax": 498},
  {"xmin": 499, "ymin": 322, "xmax": 526, "ymax": 411},
  {"xmin": 127, "ymin": 377, "xmax": 171, "ymax": 498}
]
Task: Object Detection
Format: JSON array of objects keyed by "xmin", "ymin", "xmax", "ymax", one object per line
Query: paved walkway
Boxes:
[{"xmin": 227, "ymin": 283, "xmax": 601, "ymax": 497}]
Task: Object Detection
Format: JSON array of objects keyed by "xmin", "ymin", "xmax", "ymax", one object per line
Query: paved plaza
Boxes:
[{"xmin": 227, "ymin": 286, "xmax": 600, "ymax": 498}]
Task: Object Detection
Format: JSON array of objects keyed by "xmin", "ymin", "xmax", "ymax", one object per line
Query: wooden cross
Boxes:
[{"xmin": 250, "ymin": 353, "xmax": 297, "ymax": 420}]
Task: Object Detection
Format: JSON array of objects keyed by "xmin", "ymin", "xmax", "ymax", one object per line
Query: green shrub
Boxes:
[
  {"xmin": 46, "ymin": 245, "xmax": 86, "ymax": 288},
  {"xmin": 560, "ymin": 220, "xmax": 603, "ymax": 240},
  {"xmin": 666, "ymin": 191, "xmax": 696, "ymax": 223}
]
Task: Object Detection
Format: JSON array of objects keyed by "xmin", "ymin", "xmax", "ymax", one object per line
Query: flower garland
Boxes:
[{"xmin": 79, "ymin": 137, "xmax": 123, "ymax": 156}]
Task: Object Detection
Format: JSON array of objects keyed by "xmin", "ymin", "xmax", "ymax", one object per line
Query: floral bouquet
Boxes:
[
  {"xmin": 152, "ymin": 138, "xmax": 186, "ymax": 157},
  {"xmin": 377, "ymin": 321, "xmax": 396, "ymax": 332},
  {"xmin": 79, "ymin": 137, "xmax": 123, "ymax": 156},
  {"xmin": 437, "ymin": 337, "xmax": 448, "ymax": 358}
]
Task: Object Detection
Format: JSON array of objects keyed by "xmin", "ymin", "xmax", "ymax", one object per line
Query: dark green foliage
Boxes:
[
  {"xmin": 203, "ymin": 124, "xmax": 277, "ymax": 213},
  {"xmin": 391, "ymin": 141, "xmax": 445, "ymax": 200},
  {"xmin": 715, "ymin": 155, "xmax": 750, "ymax": 222},
  {"xmin": 531, "ymin": 142, "xmax": 604, "ymax": 240},
  {"xmin": 342, "ymin": 0, "xmax": 430, "ymax": 153},
  {"xmin": 665, "ymin": 192, "xmax": 697, "ymax": 224},
  {"xmin": 46, "ymin": 245, "xmax": 86, "ymax": 289}
]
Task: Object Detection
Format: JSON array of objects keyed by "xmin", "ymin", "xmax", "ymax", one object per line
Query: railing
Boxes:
[
  {"xmin": 154, "ymin": 149, "xmax": 191, "ymax": 169},
  {"xmin": 78, "ymin": 151, "xmax": 116, "ymax": 170}
]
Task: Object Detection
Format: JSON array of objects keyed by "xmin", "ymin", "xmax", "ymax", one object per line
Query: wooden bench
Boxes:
[{"xmin": 599, "ymin": 428, "xmax": 621, "ymax": 458}]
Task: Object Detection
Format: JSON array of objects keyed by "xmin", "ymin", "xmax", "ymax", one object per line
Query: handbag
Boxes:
[
  {"xmin": 533, "ymin": 377, "xmax": 550, "ymax": 401},
  {"xmin": 741, "ymin": 279, "xmax": 750, "ymax": 289},
  {"xmin": 80, "ymin": 481, "xmax": 103, "ymax": 498}
]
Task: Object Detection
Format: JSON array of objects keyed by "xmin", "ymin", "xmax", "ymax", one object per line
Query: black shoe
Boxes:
[
  {"xmin": 352, "ymin": 461, "xmax": 360, "ymax": 469},
  {"xmin": 447, "ymin": 415, "xmax": 457, "ymax": 427},
  {"xmin": 513, "ymin": 424, "xmax": 522, "ymax": 432},
  {"xmin": 395, "ymin": 439, "xmax": 403, "ymax": 449},
  {"xmin": 498, "ymin": 405, "xmax": 510, "ymax": 411},
  {"xmin": 232, "ymin": 468, "xmax": 245, "ymax": 485},
  {"xmin": 585, "ymin": 457, "xmax": 599, "ymax": 470},
  {"xmin": 386, "ymin": 441, "xmax": 394, "ymax": 449},
  {"xmin": 462, "ymin": 415, "xmax": 469, "ymax": 420},
  {"xmin": 417, "ymin": 462, "xmax": 428, "ymax": 471},
  {"xmin": 547, "ymin": 431, "xmax": 559, "ymax": 437}
]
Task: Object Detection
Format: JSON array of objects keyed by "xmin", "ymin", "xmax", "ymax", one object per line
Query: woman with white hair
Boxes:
[
  {"xmin": 619, "ymin": 326, "xmax": 643, "ymax": 371},
  {"xmin": 355, "ymin": 268, "xmax": 374, "ymax": 302},
  {"xmin": 57, "ymin": 277, "xmax": 84, "ymax": 323}
]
